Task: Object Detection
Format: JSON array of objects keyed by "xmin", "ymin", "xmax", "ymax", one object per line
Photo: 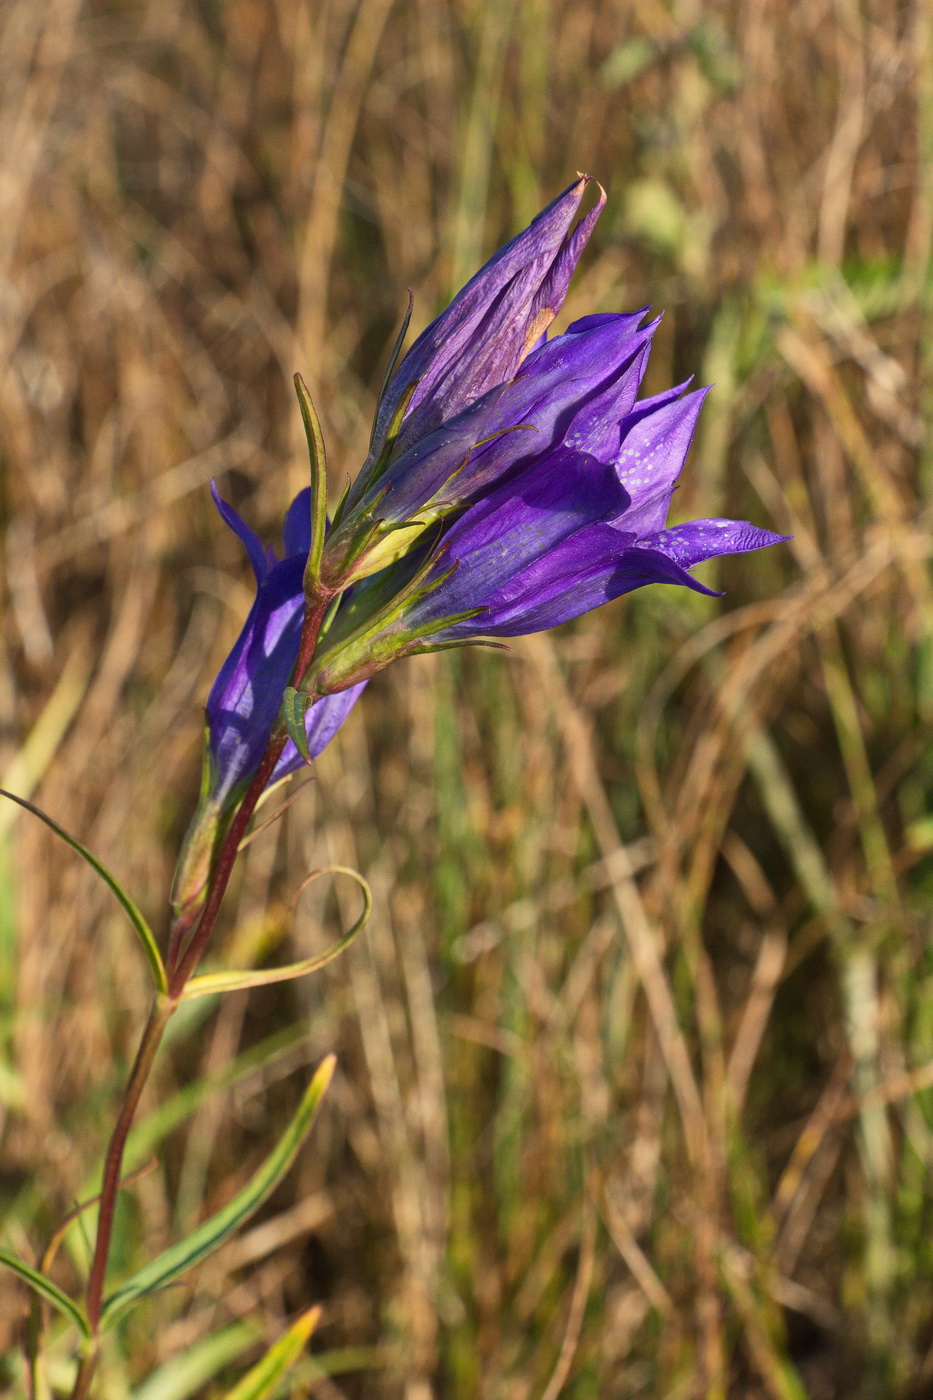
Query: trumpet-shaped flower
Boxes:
[
  {"xmin": 323, "ymin": 177, "xmax": 608, "ymax": 583},
  {"xmin": 171, "ymin": 485, "xmax": 365, "ymax": 929},
  {"xmin": 205, "ymin": 482, "xmax": 365, "ymax": 811},
  {"xmin": 177, "ymin": 178, "xmax": 786, "ymax": 921},
  {"xmin": 310, "ymin": 373, "xmax": 787, "ymax": 693}
]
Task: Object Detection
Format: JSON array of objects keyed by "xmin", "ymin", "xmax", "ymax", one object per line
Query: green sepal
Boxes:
[
  {"xmin": 222, "ymin": 1306, "xmax": 321, "ymax": 1400},
  {"xmin": 332, "ymin": 511, "xmax": 386, "ymax": 583},
  {"xmin": 294, "ymin": 374, "xmax": 329, "ymax": 593},
  {"xmin": 363, "ymin": 379, "xmax": 418, "ymax": 492},
  {"xmin": 406, "ymin": 636, "xmax": 511, "ymax": 657},
  {"xmin": 309, "ymin": 582, "xmax": 486, "ymax": 697},
  {"xmin": 180, "ymin": 866, "xmax": 371, "ymax": 1001},
  {"xmin": 315, "ymin": 536, "xmax": 448, "ymax": 663},
  {"xmin": 316, "ymin": 591, "xmax": 344, "ymax": 643},
  {"xmin": 329, "ymin": 475, "xmax": 353, "ymax": 533},
  {"xmin": 281, "ymin": 686, "xmax": 313, "ymax": 764},
  {"xmin": 0, "ymin": 1247, "xmax": 91, "ymax": 1338},
  {"xmin": 100, "ymin": 1055, "xmax": 336, "ymax": 1329},
  {"xmin": 368, "ymin": 290, "xmax": 414, "ymax": 452},
  {"xmin": 171, "ymin": 735, "xmax": 225, "ymax": 924},
  {"xmin": 423, "ymin": 422, "xmax": 537, "ymax": 513},
  {"xmin": 0, "ymin": 787, "xmax": 167, "ymax": 996}
]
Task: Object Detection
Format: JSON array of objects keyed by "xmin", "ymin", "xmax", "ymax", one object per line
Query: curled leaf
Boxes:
[{"xmin": 180, "ymin": 866, "xmax": 371, "ymax": 1001}]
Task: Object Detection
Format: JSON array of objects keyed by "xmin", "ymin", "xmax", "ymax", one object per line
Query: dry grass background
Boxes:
[{"xmin": 0, "ymin": 0, "xmax": 932, "ymax": 1396}]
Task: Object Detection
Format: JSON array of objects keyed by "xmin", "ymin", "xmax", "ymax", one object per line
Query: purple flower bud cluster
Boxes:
[{"xmin": 202, "ymin": 177, "xmax": 786, "ymax": 814}]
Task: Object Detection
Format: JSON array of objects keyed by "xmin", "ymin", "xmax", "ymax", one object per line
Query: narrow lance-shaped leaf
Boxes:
[
  {"xmin": 281, "ymin": 686, "xmax": 313, "ymax": 764},
  {"xmin": 294, "ymin": 374, "xmax": 329, "ymax": 593},
  {"xmin": 0, "ymin": 1247, "xmax": 91, "ymax": 1338},
  {"xmin": 180, "ymin": 866, "xmax": 371, "ymax": 1001},
  {"xmin": 222, "ymin": 1306, "xmax": 321, "ymax": 1400},
  {"xmin": 0, "ymin": 788, "xmax": 167, "ymax": 995},
  {"xmin": 100, "ymin": 1055, "xmax": 336, "ymax": 1329}
]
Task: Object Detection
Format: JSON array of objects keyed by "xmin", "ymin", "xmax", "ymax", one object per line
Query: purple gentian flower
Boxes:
[
  {"xmin": 309, "ymin": 366, "xmax": 787, "ymax": 692},
  {"xmin": 368, "ymin": 175, "xmax": 605, "ymax": 473},
  {"xmin": 173, "ymin": 179, "xmax": 787, "ymax": 926},
  {"xmin": 206, "ymin": 482, "xmax": 365, "ymax": 810},
  {"xmin": 405, "ymin": 385, "xmax": 786, "ymax": 638},
  {"xmin": 172, "ymin": 482, "xmax": 366, "ymax": 929},
  {"xmin": 324, "ymin": 177, "xmax": 607, "ymax": 583}
]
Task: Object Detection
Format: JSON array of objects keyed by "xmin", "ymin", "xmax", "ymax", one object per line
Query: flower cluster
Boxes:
[{"xmin": 174, "ymin": 177, "xmax": 785, "ymax": 918}]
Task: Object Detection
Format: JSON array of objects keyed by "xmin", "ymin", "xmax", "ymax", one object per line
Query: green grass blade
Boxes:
[
  {"xmin": 0, "ymin": 1247, "xmax": 91, "ymax": 1337},
  {"xmin": 100, "ymin": 1055, "xmax": 336, "ymax": 1328},
  {"xmin": 133, "ymin": 1321, "xmax": 260, "ymax": 1400},
  {"xmin": 124, "ymin": 1023, "xmax": 307, "ymax": 1170},
  {"xmin": 0, "ymin": 788, "xmax": 167, "ymax": 994},
  {"xmin": 222, "ymin": 1306, "xmax": 320, "ymax": 1400}
]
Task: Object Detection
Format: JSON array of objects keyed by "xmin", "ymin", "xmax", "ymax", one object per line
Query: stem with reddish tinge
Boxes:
[
  {"xmin": 84, "ymin": 997, "xmax": 175, "ymax": 1331},
  {"xmin": 71, "ymin": 595, "xmax": 330, "ymax": 1398}
]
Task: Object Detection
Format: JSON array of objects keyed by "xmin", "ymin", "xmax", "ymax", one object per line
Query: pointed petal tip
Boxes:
[{"xmin": 571, "ymin": 174, "xmax": 607, "ymax": 214}]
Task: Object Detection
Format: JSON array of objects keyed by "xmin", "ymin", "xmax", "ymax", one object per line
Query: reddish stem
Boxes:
[
  {"xmin": 72, "ymin": 593, "xmax": 330, "ymax": 1393},
  {"xmin": 84, "ymin": 997, "xmax": 174, "ymax": 1331},
  {"xmin": 167, "ymin": 736, "xmax": 286, "ymax": 994},
  {"xmin": 167, "ymin": 592, "xmax": 330, "ymax": 994}
]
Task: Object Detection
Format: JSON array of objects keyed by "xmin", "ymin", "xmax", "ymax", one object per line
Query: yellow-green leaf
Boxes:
[
  {"xmin": 180, "ymin": 866, "xmax": 371, "ymax": 1001},
  {"xmin": 222, "ymin": 1307, "xmax": 321, "ymax": 1400}
]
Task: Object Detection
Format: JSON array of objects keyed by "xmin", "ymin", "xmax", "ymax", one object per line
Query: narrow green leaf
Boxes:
[
  {"xmin": 281, "ymin": 687, "xmax": 313, "ymax": 764},
  {"xmin": 100, "ymin": 1055, "xmax": 337, "ymax": 1329},
  {"xmin": 222, "ymin": 1307, "xmax": 321, "ymax": 1400},
  {"xmin": 364, "ymin": 379, "xmax": 418, "ymax": 490},
  {"xmin": 0, "ymin": 1248, "xmax": 91, "ymax": 1337},
  {"xmin": 294, "ymin": 374, "xmax": 328, "ymax": 590},
  {"xmin": 0, "ymin": 788, "xmax": 167, "ymax": 994},
  {"xmin": 180, "ymin": 866, "xmax": 371, "ymax": 1001}
]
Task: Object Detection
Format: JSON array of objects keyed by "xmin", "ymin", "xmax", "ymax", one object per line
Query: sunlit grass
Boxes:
[{"xmin": 0, "ymin": 0, "xmax": 931, "ymax": 1396}]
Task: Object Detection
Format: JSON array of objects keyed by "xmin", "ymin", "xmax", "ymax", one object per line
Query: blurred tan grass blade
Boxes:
[
  {"xmin": 0, "ymin": 641, "xmax": 93, "ymax": 839},
  {"xmin": 521, "ymin": 632, "xmax": 708, "ymax": 1168}
]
